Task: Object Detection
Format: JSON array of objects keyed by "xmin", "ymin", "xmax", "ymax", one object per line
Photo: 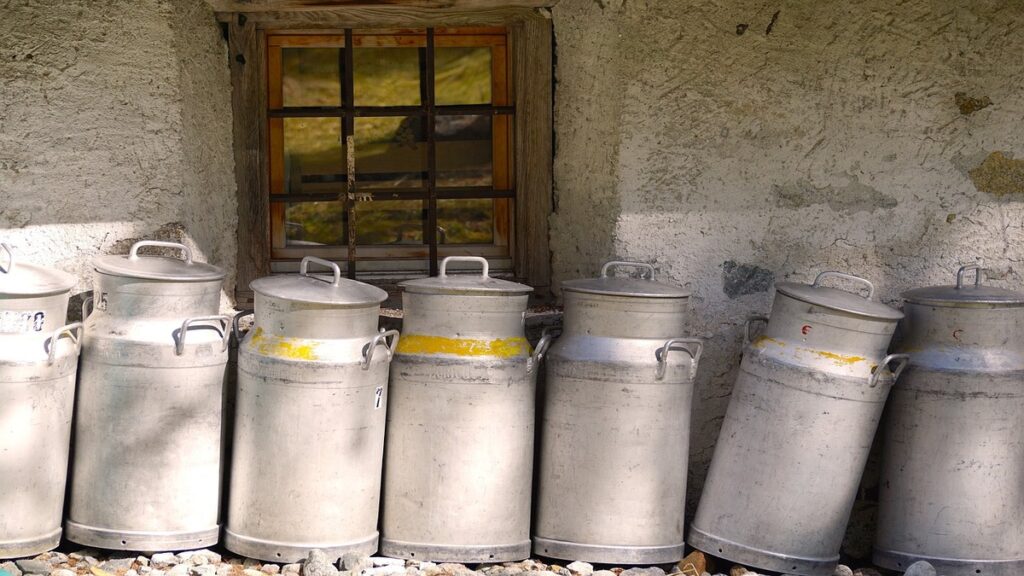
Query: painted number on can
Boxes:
[
  {"xmin": 0, "ymin": 310, "xmax": 45, "ymax": 334},
  {"xmin": 374, "ymin": 386, "xmax": 384, "ymax": 409}
]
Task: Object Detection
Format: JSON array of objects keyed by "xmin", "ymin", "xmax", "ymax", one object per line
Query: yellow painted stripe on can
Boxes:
[
  {"xmin": 810, "ymin": 349, "xmax": 867, "ymax": 365},
  {"xmin": 397, "ymin": 334, "xmax": 530, "ymax": 358},
  {"xmin": 249, "ymin": 327, "xmax": 319, "ymax": 360}
]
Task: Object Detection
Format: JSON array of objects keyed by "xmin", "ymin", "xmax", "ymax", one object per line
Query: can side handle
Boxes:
[
  {"xmin": 47, "ymin": 322, "xmax": 84, "ymax": 365},
  {"xmin": 439, "ymin": 256, "xmax": 489, "ymax": 279},
  {"xmin": 656, "ymin": 337, "xmax": 704, "ymax": 380},
  {"xmin": 869, "ymin": 353, "xmax": 910, "ymax": 388},
  {"xmin": 601, "ymin": 260, "xmax": 655, "ymax": 280},
  {"xmin": 300, "ymin": 256, "xmax": 342, "ymax": 286},
  {"xmin": 362, "ymin": 328, "xmax": 400, "ymax": 370},
  {"xmin": 82, "ymin": 296, "xmax": 95, "ymax": 320},
  {"xmin": 812, "ymin": 271, "xmax": 875, "ymax": 300},
  {"xmin": 129, "ymin": 240, "xmax": 193, "ymax": 264},
  {"xmin": 174, "ymin": 315, "xmax": 231, "ymax": 356},
  {"xmin": 956, "ymin": 264, "xmax": 984, "ymax": 289},
  {"xmin": 232, "ymin": 309, "xmax": 255, "ymax": 343},
  {"xmin": 0, "ymin": 242, "xmax": 12, "ymax": 274},
  {"xmin": 743, "ymin": 314, "xmax": 770, "ymax": 347},
  {"xmin": 527, "ymin": 327, "xmax": 558, "ymax": 375}
]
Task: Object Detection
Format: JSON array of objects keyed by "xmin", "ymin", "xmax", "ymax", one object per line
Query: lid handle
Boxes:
[
  {"xmin": 0, "ymin": 243, "xmax": 12, "ymax": 274},
  {"xmin": 129, "ymin": 241, "xmax": 193, "ymax": 264},
  {"xmin": 439, "ymin": 256, "xmax": 489, "ymax": 279},
  {"xmin": 300, "ymin": 256, "xmax": 342, "ymax": 286},
  {"xmin": 956, "ymin": 264, "xmax": 984, "ymax": 289},
  {"xmin": 812, "ymin": 271, "xmax": 875, "ymax": 300},
  {"xmin": 601, "ymin": 261, "xmax": 655, "ymax": 280}
]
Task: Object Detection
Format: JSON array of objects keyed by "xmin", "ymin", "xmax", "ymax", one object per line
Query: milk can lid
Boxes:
[
  {"xmin": 560, "ymin": 261, "xmax": 691, "ymax": 299},
  {"xmin": 902, "ymin": 264, "xmax": 1024, "ymax": 307},
  {"xmin": 0, "ymin": 243, "xmax": 77, "ymax": 296},
  {"xmin": 775, "ymin": 271, "xmax": 903, "ymax": 320},
  {"xmin": 251, "ymin": 257, "xmax": 387, "ymax": 306},
  {"xmin": 401, "ymin": 257, "xmax": 533, "ymax": 296},
  {"xmin": 94, "ymin": 241, "xmax": 225, "ymax": 282}
]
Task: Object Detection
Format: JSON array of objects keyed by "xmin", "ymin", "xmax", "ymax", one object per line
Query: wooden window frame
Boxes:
[{"xmin": 220, "ymin": 1, "xmax": 554, "ymax": 303}]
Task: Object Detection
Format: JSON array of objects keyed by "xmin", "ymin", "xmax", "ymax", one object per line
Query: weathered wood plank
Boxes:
[
  {"xmin": 208, "ymin": 0, "xmax": 556, "ymax": 12},
  {"xmin": 215, "ymin": 6, "xmax": 549, "ymax": 28},
  {"xmin": 228, "ymin": 14, "xmax": 271, "ymax": 300},
  {"xmin": 512, "ymin": 17, "xmax": 552, "ymax": 293}
]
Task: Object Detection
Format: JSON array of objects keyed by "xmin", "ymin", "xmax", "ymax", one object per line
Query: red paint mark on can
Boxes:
[{"xmin": 801, "ymin": 325, "xmax": 812, "ymax": 335}]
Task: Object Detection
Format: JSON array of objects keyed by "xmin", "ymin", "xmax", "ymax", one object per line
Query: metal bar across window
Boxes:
[{"xmin": 268, "ymin": 106, "xmax": 516, "ymax": 118}]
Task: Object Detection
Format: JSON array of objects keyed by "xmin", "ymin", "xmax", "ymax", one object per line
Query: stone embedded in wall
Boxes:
[
  {"xmin": 773, "ymin": 178, "xmax": 898, "ymax": 214},
  {"xmin": 968, "ymin": 151, "xmax": 1024, "ymax": 196},
  {"xmin": 108, "ymin": 222, "xmax": 188, "ymax": 255},
  {"xmin": 722, "ymin": 261, "xmax": 774, "ymax": 298},
  {"xmin": 954, "ymin": 92, "xmax": 993, "ymax": 115}
]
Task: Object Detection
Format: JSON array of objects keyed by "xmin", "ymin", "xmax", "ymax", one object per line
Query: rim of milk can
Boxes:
[
  {"xmin": 251, "ymin": 256, "xmax": 387, "ymax": 306},
  {"xmin": 0, "ymin": 242, "xmax": 77, "ymax": 296},
  {"xmin": 401, "ymin": 256, "xmax": 532, "ymax": 296},
  {"xmin": 560, "ymin": 261, "xmax": 691, "ymax": 298},
  {"xmin": 775, "ymin": 271, "xmax": 903, "ymax": 321},
  {"xmin": 94, "ymin": 240, "xmax": 225, "ymax": 282},
  {"xmin": 902, "ymin": 263, "xmax": 1024, "ymax": 308}
]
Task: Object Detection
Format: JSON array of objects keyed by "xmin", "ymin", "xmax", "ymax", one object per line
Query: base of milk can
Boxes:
[
  {"xmin": 532, "ymin": 537, "xmax": 685, "ymax": 565},
  {"xmin": 687, "ymin": 528, "xmax": 836, "ymax": 576},
  {"xmin": 64, "ymin": 521, "xmax": 219, "ymax": 552},
  {"xmin": 874, "ymin": 548, "xmax": 1024, "ymax": 576},
  {"xmin": 0, "ymin": 528, "xmax": 61, "ymax": 560},
  {"xmin": 380, "ymin": 538, "xmax": 530, "ymax": 563},
  {"xmin": 224, "ymin": 529, "xmax": 378, "ymax": 563}
]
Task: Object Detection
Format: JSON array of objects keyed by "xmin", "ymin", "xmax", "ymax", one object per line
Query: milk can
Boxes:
[
  {"xmin": 0, "ymin": 243, "xmax": 82, "ymax": 559},
  {"xmin": 67, "ymin": 240, "xmax": 230, "ymax": 551},
  {"xmin": 225, "ymin": 257, "xmax": 396, "ymax": 562},
  {"xmin": 381, "ymin": 256, "xmax": 546, "ymax": 562},
  {"xmin": 874, "ymin": 264, "xmax": 1024, "ymax": 576},
  {"xmin": 533, "ymin": 261, "xmax": 702, "ymax": 564},
  {"xmin": 690, "ymin": 271, "xmax": 907, "ymax": 576}
]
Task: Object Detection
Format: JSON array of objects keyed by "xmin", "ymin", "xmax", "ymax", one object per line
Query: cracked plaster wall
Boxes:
[
  {"xmin": 0, "ymin": 0, "xmax": 236, "ymax": 313},
  {"xmin": 551, "ymin": 0, "xmax": 1024, "ymax": 555}
]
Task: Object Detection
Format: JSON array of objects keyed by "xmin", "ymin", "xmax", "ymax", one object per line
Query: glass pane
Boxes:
[
  {"xmin": 436, "ymin": 115, "xmax": 492, "ymax": 187},
  {"xmin": 353, "ymin": 200, "xmax": 424, "ymax": 245},
  {"xmin": 435, "ymin": 47, "xmax": 492, "ymax": 105},
  {"xmin": 282, "ymin": 48, "xmax": 342, "ymax": 107},
  {"xmin": 353, "ymin": 48, "xmax": 422, "ymax": 106},
  {"xmin": 438, "ymin": 199, "xmax": 494, "ymax": 245},
  {"xmin": 283, "ymin": 117, "xmax": 345, "ymax": 195},
  {"xmin": 355, "ymin": 117, "xmax": 427, "ymax": 189},
  {"xmin": 285, "ymin": 201, "xmax": 345, "ymax": 246}
]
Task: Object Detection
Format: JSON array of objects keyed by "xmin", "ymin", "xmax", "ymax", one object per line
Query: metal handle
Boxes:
[
  {"xmin": 362, "ymin": 329, "xmax": 400, "ymax": 370},
  {"xmin": 232, "ymin": 309, "xmax": 255, "ymax": 343},
  {"xmin": 439, "ymin": 256, "xmax": 489, "ymax": 278},
  {"xmin": 175, "ymin": 315, "xmax": 231, "ymax": 356},
  {"xmin": 0, "ymin": 243, "xmax": 12, "ymax": 274},
  {"xmin": 655, "ymin": 338, "xmax": 704, "ymax": 380},
  {"xmin": 300, "ymin": 256, "xmax": 341, "ymax": 286},
  {"xmin": 869, "ymin": 353, "xmax": 910, "ymax": 388},
  {"xmin": 812, "ymin": 271, "xmax": 875, "ymax": 300},
  {"xmin": 47, "ymin": 322, "xmax": 84, "ymax": 365},
  {"xmin": 129, "ymin": 240, "xmax": 193, "ymax": 264},
  {"xmin": 82, "ymin": 296, "xmax": 95, "ymax": 320},
  {"xmin": 956, "ymin": 264, "xmax": 984, "ymax": 289},
  {"xmin": 600, "ymin": 261, "xmax": 655, "ymax": 280},
  {"xmin": 527, "ymin": 328, "xmax": 557, "ymax": 375},
  {"xmin": 743, "ymin": 314, "xmax": 770, "ymax": 346}
]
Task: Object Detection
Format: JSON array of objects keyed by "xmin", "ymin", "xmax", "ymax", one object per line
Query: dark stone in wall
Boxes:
[{"xmin": 722, "ymin": 260, "xmax": 774, "ymax": 298}]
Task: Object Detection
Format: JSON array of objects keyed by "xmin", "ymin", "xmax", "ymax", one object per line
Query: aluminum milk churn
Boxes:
[
  {"xmin": 0, "ymin": 243, "xmax": 82, "ymax": 559},
  {"xmin": 225, "ymin": 257, "xmax": 396, "ymax": 562},
  {"xmin": 690, "ymin": 271, "xmax": 907, "ymax": 576},
  {"xmin": 67, "ymin": 241, "xmax": 230, "ymax": 551},
  {"xmin": 874, "ymin": 264, "xmax": 1024, "ymax": 576},
  {"xmin": 533, "ymin": 261, "xmax": 702, "ymax": 564},
  {"xmin": 381, "ymin": 256, "xmax": 545, "ymax": 562}
]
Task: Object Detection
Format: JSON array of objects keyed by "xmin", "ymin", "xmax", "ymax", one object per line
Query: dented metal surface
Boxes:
[
  {"xmin": 875, "ymin": 265, "xmax": 1024, "ymax": 576},
  {"xmin": 381, "ymin": 257, "xmax": 539, "ymax": 562},
  {"xmin": 690, "ymin": 271, "xmax": 905, "ymax": 576},
  {"xmin": 226, "ymin": 257, "xmax": 394, "ymax": 563},
  {"xmin": 534, "ymin": 262, "xmax": 701, "ymax": 564}
]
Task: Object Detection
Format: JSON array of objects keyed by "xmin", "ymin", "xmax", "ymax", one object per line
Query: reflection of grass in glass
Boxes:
[
  {"xmin": 436, "ymin": 47, "xmax": 491, "ymax": 105},
  {"xmin": 286, "ymin": 202, "xmax": 344, "ymax": 245},
  {"xmin": 282, "ymin": 48, "xmax": 340, "ymax": 107},
  {"xmin": 439, "ymin": 199, "xmax": 493, "ymax": 244},
  {"xmin": 355, "ymin": 201, "xmax": 423, "ymax": 245}
]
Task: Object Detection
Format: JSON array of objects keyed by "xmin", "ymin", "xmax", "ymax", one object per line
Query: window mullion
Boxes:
[
  {"xmin": 425, "ymin": 28, "xmax": 439, "ymax": 277},
  {"xmin": 343, "ymin": 28, "xmax": 357, "ymax": 279}
]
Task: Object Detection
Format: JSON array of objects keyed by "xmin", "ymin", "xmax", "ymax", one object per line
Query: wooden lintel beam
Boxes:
[
  {"xmin": 214, "ymin": 5, "xmax": 550, "ymax": 28},
  {"xmin": 208, "ymin": 0, "xmax": 558, "ymax": 13}
]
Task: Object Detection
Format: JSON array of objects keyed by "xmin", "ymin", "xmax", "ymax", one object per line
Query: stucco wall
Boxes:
[
  {"xmin": 551, "ymin": 0, "xmax": 1024, "ymax": 556},
  {"xmin": 0, "ymin": 0, "xmax": 236, "ymax": 313}
]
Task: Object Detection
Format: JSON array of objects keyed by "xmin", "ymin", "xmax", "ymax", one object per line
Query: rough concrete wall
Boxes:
[
  {"xmin": 551, "ymin": 0, "xmax": 1024, "ymax": 557},
  {"xmin": 0, "ymin": 0, "xmax": 236, "ymax": 313}
]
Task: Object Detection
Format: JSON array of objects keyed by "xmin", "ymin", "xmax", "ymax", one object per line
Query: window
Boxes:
[{"xmin": 266, "ymin": 28, "xmax": 513, "ymax": 277}]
